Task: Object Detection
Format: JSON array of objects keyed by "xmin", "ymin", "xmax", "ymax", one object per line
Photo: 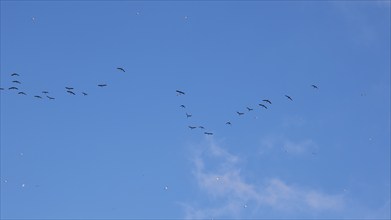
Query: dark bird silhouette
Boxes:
[
  {"xmin": 11, "ymin": 73, "xmax": 19, "ymax": 76},
  {"xmin": 237, "ymin": 111, "xmax": 244, "ymax": 116},
  {"xmin": 311, "ymin": 85, "xmax": 318, "ymax": 89},
  {"xmin": 9, "ymin": 87, "xmax": 18, "ymax": 90},
  {"xmin": 12, "ymin": 80, "xmax": 21, "ymax": 84},
  {"xmin": 47, "ymin": 96, "xmax": 55, "ymax": 100},
  {"xmin": 226, "ymin": 121, "xmax": 232, "ymax": 125},
  {"xmin": 82, "ymin": 92, "xmax": 88, "ymax": 96},
  {"xmin": 117, "ymin": 67, "xmax": 125, "ymax": 72},
  {"xmin": 180, "ymin": 105, "xmax": 186, "ymax": 108},
  {"xmin": 263, "ymin": 99, "xmax": 272, "ymax": 104},
  {"xmin": 176, "ymin": 90, "xmax": 185, "ymax": 95},
  {"xmin": 18, "ymin": 92, "xmax": 26, "ymax": 95},
  {"xmin": 42, "ymin": 91, "xmax": 49, "ymax": 94},
  {"xmin": 65, "ymin": 87, "xmax": 74, "ymax": 90},
  {"xmin": 204, "ymin": 132, "xmax": 213, "ymax": 135},
  {"xmin": 247, "ymin": 107, "xmax": 253, "ymax": 111},
  {"xmin": 34, "ymin": 95, "xmax": 42, "ymax": 99},
  {"xmin": 67, "ymin": 90, "xmax": 76, "ymax": 95},
  {"xmin": 98, "ymin": 84, "xmax": 107, "ymax": 87},
  {"xmin": 259, "ymin": 104, "xmax": 268, "ymax": 109},
  {"xmin": 186, "ymin": 113, "xmax": 192, "ymax": 118},
  {"xmin": 285, "ymin": 95, "xmax": 293, "ymax": 101},
  {"xmin": 199, "ymin": 126, "xmax": 205, "ymax": 129},
  {"xmin": 0, "ymin": 88, "xmax": 4, "ymax": 90},
  {"xmin": 188, "ymin": 126, "xmax": 197, "ymax": 129}
]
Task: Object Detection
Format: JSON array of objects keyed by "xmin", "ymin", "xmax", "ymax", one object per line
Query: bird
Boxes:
[
  {"xmin": 259, "ymin": 104, "xmax": 268, "ymax": 109},
  {"xmin": 0, "ymin": 88, "xmax": 4, "ymax": 90},
  {"xmin": 186, "ymin": 113, "xmax": 192, "ymax": 118},
  {"xmin": 311, "ymin": 85, "xmax": 318, "ymax": 89},
  {"xmin": 9, "ymin": 87, "xmax": 18, "ymax": 90},
  {"xmin": 226, "ymin": 121, "xmax": 232, "ymax": 125},
  {"xmin": 204, "ymin": 132, "xmax": 213, "ymax": 135},
  {"xmin": 180, "ymin": 105, "xmax": 186, "ymax": 108},
  {"xmin": 42, "ymin": 91, "xmax": 49, "ymax": 94},
  {"xmin": 117, "ymin": 67, "xmax": 125, "ymax": 72},
  {"xmin": 67, "ymin": 90, "xmax": 76, "ymax": 95},
  {"xmin": 12, "ymin": 80, "xmax": 21, "ymax": 84},
  {"xmin": 237, "ymin": 111, "xmax": 244, "ymax": 116},
  {"xmin": 34, "ymin": 95, "xmax": 42, "ymax": 99},
  {"xmin": 199, "ymin": 126, "xmax": 205, "ymax": 129},
  {"xmin": 98, "ymin": 84, "xmax": 107, "ymax": 87},
  {"xmin": 247, "ymin": 107, "xmax": 253, "ymax": 111},
  {"xmin": 11, "ymin": 73, "xmax": 19, "ymax": 76},
  {"xmin": 285, "ymin": 95, "xmax": 293, "ymax": 101},
  {"xmin": 18, "ymin": 92, "xmax": 26, "ymax": 95},
  {"xmin": 82, "ymin": 92, "xmax": 88, "ymax": 96},
  {"xmin": 47, "ymin": 96, "xmax": 55, "ymax": 100},
  {"xmin": 65, "ymin": 87, "xmax": 74, "ymax": 90},
  {"xmin": 188, "ymin": 126, "xmax": 197, "ymax": 129},
  {"xmin": 263, "ymin": 99, "xmax": 272, "ymax": 104},
  {"xmin": 176, "ymin": 90, "xmax": 185, "ymax": 95}
]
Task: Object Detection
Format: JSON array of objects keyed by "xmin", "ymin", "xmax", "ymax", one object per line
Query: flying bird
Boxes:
[
  {"xmin": 34, "ymin": 95, "xmax": 42, "ymax": 99},
  {"xmin": 176, "ymin": 90, "xmax": 185, "ymax": 95},
  {"xmin": 67, "ymin": 90, "xmax": 76, "ymax": 95},
  {"xmin": 199, "ymin": 126, "xmax": 205, "ymax": 129},
  {"xmin": 11, "ymin": 73, "xmax": 19, "ymax": 76},
  {"xmin": 42, "ymin": 91, "xmax": 49, "ymax": 94},
  {"xmin": 204, "ymin": 132, "xmax": 213, "ymax": 135},
  {"xmin": 188, "ymin": 126, "xmax": 197, "ymax": 129},
  {"xmin": 226, "ymin": 121, "xmax": 232, "ymax": 125},
  {"xmin": 180, "ymin": 105, "xmax": 186, "ymax": 108},
  {"xmin": 18, "ymin": 92, "xmax": 26, "ymax": 95},
  {"xmin": 186, "ymin": 113, "xmax": 192, "ymax": 118},
  {"xmin": 237, "ymin": 111, "xmax": 244, "ymax": 116},
  {"xmin": 247, "ymin": 107, "xmax": 253, "ymax": 111},
  {"xmin": 117, "ymin": 67, "xmax": 125, "ymax": 72},
  {"xmin": 65, "ymin": 87, "xmax": 74, "ymax": 90},
  {"xmin": 259, "ymin": 104, "xmax": 268, "ymax": 109},
  {"xmin": 0, "ymin": 88, "xmax": 4, "ymax": 90},
  {"xmin": 9, "ymin": 87, "xmax": 18, "ymax": 90},
  {"xmin": 12, "ymin": 80, "xmax": 21, "ymax": 84},
  {"xmin": 263, "ymin": 99, "xmax": 272, "ymax": 104},
  {"xmin": 82, "ymin": 92, "xmax": 88, "ymax": 96},
  {"xmin": 98, "ymin": 84, "xmax": 107, "ymax": 87},
  {"xmin": 47, "ymin": 96, "xmax": 55, "ymax": 100},
  {"xmin": 285, "ymin": 95, "xmax": 293, "ymax": 101},
  {"xmin": 311, "ymin": 85, "xmax": 318, "ymax": 89}
]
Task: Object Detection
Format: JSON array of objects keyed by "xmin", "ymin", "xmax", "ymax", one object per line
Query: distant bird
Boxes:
[
  {"xmin": 226, "ymin": 121, "xmax": 232, "ymax": 125},
  {"xmin": 67, "ymin": 90, "xmax": 76, "ymax": 95},
  {"xmin": 247, "ymin": 107, "xmax": 253, "ymax": 111},
  {"xmin": 285, "ymin": 95, "xmax": 293, "ymax": 101},
  {"xmin": 18, "ymin": 92, "xmax": 26, "ymax": 95},
  {"xmin": 199, "ymin": 126, "xmax": 205, "ymax": 129},
  {"xmin": 204, "ymin": 132, "xmax": 213, "ymax": 135},
  {"xmin": 311, "ymin": 85, "xmax": 318, "ymax": 89},
  {"xmin": 188, "ymin": 126, "xmax": 197, "ymax": 129},
  {"xmin": 186, "ymin": 113, "xmax": 192, "ymax": 118},
  {"xmin": 12, "ymin": 80, "xmax": 21, "ymax": 84},
  {"xmin": 98, "ymin": 84, "xmax": 107, "ymax": 87},
  {"xmin": 176, "ymin": 90, "xmax": 185, "ymax": 95},
  {"xmin": 65, "ymin": 87, "xmax": 74, "ymax": 90},
  {"xmin": 42, "ymin": 91, "xmax": 49, "ymax": 94},
  {"xmin": 9, "ymin": 87, "xmax": 18, "ymax": 90},
  {"xmin": 11, "ymin": 73, "xmax": 19, "ymax": 76},
  {"xmin": 263, "ymin": 99, "xmax": 272, "ymax": 104},
  {"xmin": 237, "ymin": 111, "xmax": 244, "ymax": 116},
  {"xmin": 82, "ymin": 92, "xmax": 88, "ymax": 96},
  {"xmin": 117, "ymin": 67, "xmax": 125, "ymax": 72},
  {"xmin": 180, "ymin": 105, "xmax": 186, "ymax": 108},
  {"xmin": 259, "ymin": 104, "xmax": 268, "ymax": 109},
  {"xmin": 47, "ymin": 96, "xmax": 55, "ymax": 100},
  {"xmin": 0, "ymin": 88, "xmax": 4, "ymax": 90},
  {"xmin": 34, "ymin": 95, "xmax": 42, "ymax": 99}
]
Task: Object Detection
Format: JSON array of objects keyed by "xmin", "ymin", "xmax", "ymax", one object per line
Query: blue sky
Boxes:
[{"xmin": 1, "ymin": 1, "xmax": 390, "ymax": 219}]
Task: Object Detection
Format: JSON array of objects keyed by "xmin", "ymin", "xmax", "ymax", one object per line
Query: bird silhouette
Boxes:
[
  {"xmin": 42, "ymin": 91, "xmax": 49, "ymax": 94},
  {"xmin": 18, "ymin": 92, "xmax": 26, "ymax": 95},
  {"xmin": 263, "ymin": 99, "xmax": 272, "ymax": 104},
  {"xmin": 226, "ymin": 121, "xmax": 232, "ymax": 125},
  {"xmin": 117, "ymin": 67, "xmax": 125, "ymax": 72},
  {"xmin": 12, "ymin": 80, "xmax": 21, "ymax": 84},
  {"xmin": 247, "ymin": 107, "xmax": 253, "ymax": 111},
  {"xmin": 188, "ymin": 126, "xmax": 197, "ymax": 129},
  {"xmin": 82, "ymin": 92, "xmax": 88, "ymax": 96},
  {"xmin": 204, "ymin": 132, "xmax": 213, "ymax": 135},
  {"xmin": 176, "ymin": 90, "xmax": 185, "ymax": 95},
  {"xmin": 311, "ymin": 85, "xmax": 318, "ymax": 89},
  {"xmin": 199, "ymin": 126, "xmax": 205, "ymax": 129},
  {"xmin": 259, "ymin": 104, "xmax": 268, "ymax": 109},
  {"xmin": 285, "ymin": 95, "xmax": 293, "ymax": 101},
  {"xmin": 237, "ymin": 111, "xmax": 244, "ymax": 116},
  {"xmin": 67, "ymin": 90, "xmax": 76, "ymax": 95},
  {"xmin": 0, "ymin": 88, "xmax": 4, "ymax": 90},
  {"xmin": 180, "ymin": 105, "xmax": 186, "ymax": 108},
  {"xmin": 98, "ymin": 84, "xmax": 107, "ymax": 87},
  {"xmin": 47, "ymin": 96, "xmax": 55, "ymax": 100},
  {"xmin": 186, "ymin": 113, "xmax": 192, "ymax": 118},
  {"xmin": 65, "ymin": 87, "xmax": 74, "ymax": 90},
  {"xmin": 34, "ymin": 95, "xmax": 42, "ymax": 99},
  {"xmin": 9, "ymin": 87, "xmax": 18, "ymax": 90},
  {"xmin": 11, "ymin": 73, "xmax": 19, "ymax": 76}
]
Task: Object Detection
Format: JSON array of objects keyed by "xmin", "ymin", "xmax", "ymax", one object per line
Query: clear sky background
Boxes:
[{"xmin": 1, "ymin": 1, "xmax": 390, "ymax": 219}]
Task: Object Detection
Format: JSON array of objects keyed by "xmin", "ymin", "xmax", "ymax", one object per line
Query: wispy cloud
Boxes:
[{"xmin": 259, "ymin": 135, "xmax": 318, "ymax": 156}]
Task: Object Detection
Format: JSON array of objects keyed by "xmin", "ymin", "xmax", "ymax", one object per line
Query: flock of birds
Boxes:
[{"xmin": 175, "ymin": 84, "xmax": 319, "ymax": 136}]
